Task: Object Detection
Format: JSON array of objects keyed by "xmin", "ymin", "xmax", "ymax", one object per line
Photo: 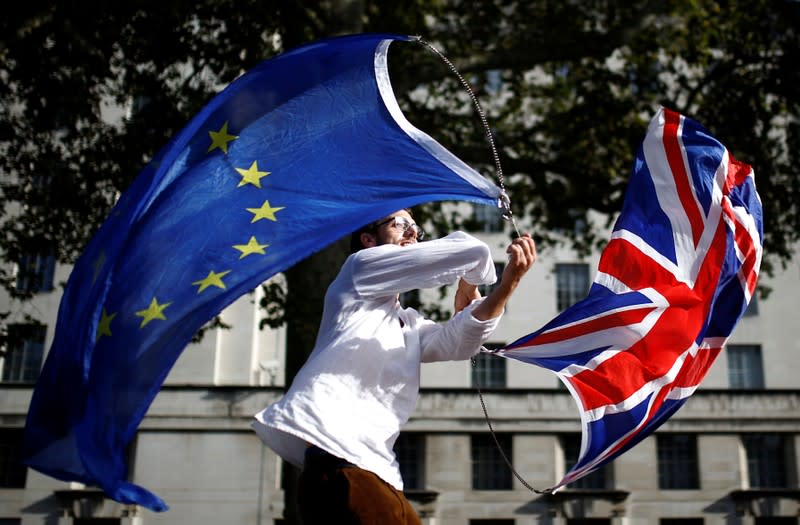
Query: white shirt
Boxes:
[{"xmin": 252, "ymin": 231, "xmax": 501, "ymax": 489}]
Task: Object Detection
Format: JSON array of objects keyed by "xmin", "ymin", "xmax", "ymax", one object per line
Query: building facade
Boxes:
[{"xmin": 1, "ymin": 209, "xmax": 798, "ymax": 524}]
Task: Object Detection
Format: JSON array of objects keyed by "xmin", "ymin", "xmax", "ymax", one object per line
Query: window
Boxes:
[
  {"xmin": 471, "ymin": 203, "xmax": 504, "ymax": 233},
  {"xmin": 394, "ymin": 433, "xmax": 425, "ymax": 490},
  {"xmin": 743, "ymin": 434, "xmax": 792, "ymax": 488},
  {"xmin": 479, "ymin": 262, "xmax": 505, "ymax": 297},
  {"xmin": 561, "ymin": 434, "xmax": 610, "ymax": 489},
  {"xmin": 657, "ymin": 434, "xmax": 699, "ymax": 489},
  {"xmin": 2, "ymin": 324, "xmax": 46, "ymax": 383},
  {"xmin": 556, "ymin": 263, "xmax": 590, "ymax": 311},
  {"xmin": 0, "ymin": 429, "xmax": 27, "ymax": 488},
  {"xmin": 471, "ymin": 346, "xmax": 507, "ymax": 388},
  {"xmin": 15, "ymin": 252, "xmax": 55, "ymax": 293},
  {"xmin": 727, "ymin": 344, "xmax": 764, "ymax": 389},
  {"xmin": 471, "ymin": 434, "xmax": 512, "ymax": 490}
]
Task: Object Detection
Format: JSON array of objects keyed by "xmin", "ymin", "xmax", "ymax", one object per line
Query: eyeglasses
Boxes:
[{"xmin": 375, "ymin": 216, "xmax": 425, "ymax": 240}]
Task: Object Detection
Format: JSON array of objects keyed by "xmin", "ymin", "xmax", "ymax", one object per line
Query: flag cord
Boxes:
[
  {"xmin": 416, "ymin": 37, "xmax": 520, "ymax": 237},
  {"xmin": 419, "ymin": 35, "xmax": 542, "ymax": 492},
  {"xmin": 471, "ymin": 357, "xmax": 551, "ymax": 494}
]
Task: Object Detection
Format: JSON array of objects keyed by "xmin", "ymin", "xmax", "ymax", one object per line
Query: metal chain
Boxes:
[
  {"xmin": 416, "ymin": 37, "xmax": 520, "ymax": 237},
  {"xmin": 417, "ymin": 35, "xmax": 540, "ymax": 493},
  {"xmin": 471, "ymin": 357, "xmax": 549, "ymax": 494}
]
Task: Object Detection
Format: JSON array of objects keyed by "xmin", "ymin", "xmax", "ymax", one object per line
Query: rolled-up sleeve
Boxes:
[{"xmin": 418, "ymin": 299, "xmax": 501, "ymax": 363}]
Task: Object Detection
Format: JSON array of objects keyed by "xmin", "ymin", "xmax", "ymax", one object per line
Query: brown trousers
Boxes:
[{"xmin": 298, "ymin": 447, "xmax": 422, "ymax": 525}]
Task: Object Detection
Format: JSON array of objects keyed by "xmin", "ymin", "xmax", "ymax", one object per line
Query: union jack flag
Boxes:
[{"xmin": 496, "ymin": 107, "xmax": 763, "ymax": 490}]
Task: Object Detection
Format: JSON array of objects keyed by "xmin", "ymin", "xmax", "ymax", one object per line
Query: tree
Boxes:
[
  {"xmin": 3, "ymin": 0, "xmax": 797, "ymax": 318},
  {"xmin": 396, "ymin": 1, "xmax": 799, "ymax": 266}
]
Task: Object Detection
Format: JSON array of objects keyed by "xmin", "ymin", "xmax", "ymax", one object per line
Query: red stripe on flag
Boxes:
[
  {"xmin": 721, "ymin": 197, "xmax": 759, "ymax": 296},
  {"xmin": 598, "ymin": 238, "xmax": 682, "ymax": 294},
  {"xmin": 578, "ymin": 380, "xmax": 675, "ymax": 478},
  {"xmin": 663, "ymin": 110, "xmax": 705, "ymax": 247},
  {"xmin": 724, "ymin": 157, "xmax": 760, "ymax": 295},
  {"xmin": 672, "ymin": 346, "xmax": 721, "ymax": 389},
  {"xmin": 568, "ymin": 304, "xmax": 697, "ymax": 409},
  {"xmin": 573, "ymin": 220, "xmax": 729, "ymax": 410},
  {"xmin": 724, "ymin": 156, "xmax": 752, "ymax": 194},
  {"xmin": 531, "ymin": 307, "xmax": 657, "ymax": 346}
]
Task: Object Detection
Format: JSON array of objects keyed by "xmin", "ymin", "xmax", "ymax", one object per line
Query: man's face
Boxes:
[{"xmin": 374, "ymin": 210, "xmax": 420, "ymax": 247}]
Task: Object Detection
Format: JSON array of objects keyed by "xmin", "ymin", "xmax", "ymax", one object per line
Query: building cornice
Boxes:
[{"xmin": 3, "ymin": 387, "xmax": 798, "ymax": 433}]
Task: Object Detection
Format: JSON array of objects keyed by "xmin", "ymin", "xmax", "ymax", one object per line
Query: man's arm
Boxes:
[
  {"xmin": 421, "ymin": 234, "xmax": 535, "ymax": 363},
  {"xmin": 455, "ymin": 234, "xmax": 537, "ymax": 320},
  {"xmin": 351, "ymin": 231, "xmax": 496, "ymax": 298}
]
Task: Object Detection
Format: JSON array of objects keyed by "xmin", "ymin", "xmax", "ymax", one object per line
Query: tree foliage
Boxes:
[
  {"xmin": 1, "ymin": 0, "xmax": 797, "ymax": 328},
  {"xmin": 397, "ymin": 0, "xmax": 799, "ymax": 265}
]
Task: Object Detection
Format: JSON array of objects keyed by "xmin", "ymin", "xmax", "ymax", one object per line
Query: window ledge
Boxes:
[
  {"xmin": 729, "ymin": 488, "xmax": 800, "ymax": 502},
  {"xmin": 54, "ymin": 488, "xmax": 107, "ymax": 517},
  {"xmin": 53, "ymin": 488, "xmax": 137, "ymax": 518},
  {"xmin": 404, "ymin": 489, "xmax": 440, "ymax": 504},
  {"xmin": 543, "ymin": 488, "xmax": 630, "ymax": 504},
  {"xmin": 728, "ymin": 488, "xmax": 800, "ymax": 516}
]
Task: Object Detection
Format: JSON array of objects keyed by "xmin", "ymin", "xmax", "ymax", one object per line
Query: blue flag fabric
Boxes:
[{"xmin": 23, "ymin": 33, "xmax": 501, "ymax": 511}]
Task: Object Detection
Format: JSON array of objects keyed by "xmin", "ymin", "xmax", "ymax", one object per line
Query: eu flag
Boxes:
[{"xmin": 23, "ymin": 33, "xmax": 501, "ymax": 511}]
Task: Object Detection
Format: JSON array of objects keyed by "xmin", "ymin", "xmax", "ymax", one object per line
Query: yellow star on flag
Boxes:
[
  {"xmin": 233, "ymin": 236, "xmax": 269, "ymax": 259},
  {"xmin": 96, "ymin": 308, "xmax": 116, "ymax": 340},
  {"xmin": 207, "ymin": 121, "xmax": 238, "ymax": 154},
  {"xmin": 135, "ymin": 297, "xmax": 172, "ymax": 328},
  {"xmin": 235, "ymin": 161, "xmax": 270, "ymax": 188},
  {"xmin": 192, "ymin": 269, "xmax": 232, "ymax": 293},
  {"xmin": 247, "ymin": 200, "xmax": 284, "ymax": 223}
]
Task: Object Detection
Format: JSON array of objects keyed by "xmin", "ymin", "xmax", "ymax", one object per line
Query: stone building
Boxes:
[{"xmin": 1, "ymin": 208, "xmax": 798, "ymax": 524}]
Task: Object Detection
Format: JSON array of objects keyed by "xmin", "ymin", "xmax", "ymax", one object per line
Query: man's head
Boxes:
[{"xmin": 349, "ymin": 209, "xmax": 425, "ymax": 253}]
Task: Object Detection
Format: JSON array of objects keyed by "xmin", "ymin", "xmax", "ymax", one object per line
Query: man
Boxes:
[{"xmin": 253, "ymin": 209, "xmax": 536, "ymax": 524}]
